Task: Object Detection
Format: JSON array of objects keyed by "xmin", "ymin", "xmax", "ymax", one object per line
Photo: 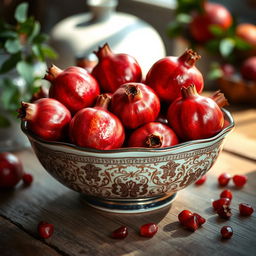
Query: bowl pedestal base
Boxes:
[{"xmin": 81, "ymin": 193, "xmax": 177, "ymax": 213}]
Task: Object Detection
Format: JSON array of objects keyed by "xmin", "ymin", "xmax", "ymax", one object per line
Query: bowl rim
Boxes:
[{"xmin": 21, "ymin": 108, "xmax": 235, "ymax": 154}]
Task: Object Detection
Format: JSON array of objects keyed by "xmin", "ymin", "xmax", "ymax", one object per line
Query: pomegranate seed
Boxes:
[
  {"xmin": 218, "ymin": 173, "xmax": 231, "ymax": 186},
  {"xmin": 37, "ymin": 221, "xmax": 54, "ymax": 239},
  {"xmin": 178, "ymin": 210, "xmax": 193, "ymax": 224},
  {"xmin": 111, "ymin": 226, "xmax": 128, "ymax": 239},
  {"xmin": 22, "ymin": 173, "xmax": 33, "ymax": 186},
  {"xmin": 220, "ymin": 189, "xmax": 233, "ymax": 200},
  {"xmin": 233, "ymin": 175, "xmax": 247, "ymax": 187},
  {"xmin": 183, "ymin": 215, "xmax": 199, "ymax": 232},
  {"xmin": 221, "ymin": 226, "xmax": 233, "ymax": 239},
  {"xmin": 195, "ymin": 175, "xmax": 206, "ymax": 185},
  {"xmin": 239, "ymin": 203, "xmax": 254, "ymax": 216},
  {"xmin": 193, "ymin": 213, "xmax": 206, "ymax": 226},
  {"xmin": 140, "ymin": 223, "xmax": 158, "ymax": 237},
  {"xmin": 212, "ymin": 198, "xmax": 231, "ymax": 211},
  {"xmin": 216, "ymin": 205, "xmax": 232, "ymax": 219}
]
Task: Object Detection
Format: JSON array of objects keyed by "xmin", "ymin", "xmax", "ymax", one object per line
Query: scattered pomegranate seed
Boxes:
[
  {"xmin": 220, "ymin": 189, "xmax": 233, "ymax": 200},
  {"xmin": 195, "ymin": 175, "xmax": 207, "ymax": 185},
  {"xmin": 193, "ymin": 213, "xmax": 206, "ymax": 226},
  {"xmin": 216, "ymin": 205, "xmax": 232, "ymax": 219},
  {"xmin": 22, "ymin": 173, "xmax": 33, "ymax": 186},
  {"xmin": 212, "ymin": 198, "xmax": 231, "ymax": 211},
  {"xmin": 37, "ymin": 221, "xmax": 54, "ymax": 239},
  {"xmin": 233, "ymin": 175, "xmax": 247, "ymax": 187},
  {"xmin": 183, "ymin": 215, "xmax": 199, "ymax": 232},
  {"xmin": 111, "ymin": 226, "xmax": 128, "ymax": 239},
  {"xmin": 140, "ymin": 223, "xmax": 158, "ymax": 237},
  {"xmin": 178, "ymin": 210, "xmax": 193, "ymax": 225},
  {"xmin": 239, "ymin": 203, "xmax": 254, "ymax": 216},
  {"xmin": 218, "ymin": 173, "xmax": 231, "ymax": 186},
  {"xmin": 220, "ymin": 226, "xmax": 233, "ymax": 239}
]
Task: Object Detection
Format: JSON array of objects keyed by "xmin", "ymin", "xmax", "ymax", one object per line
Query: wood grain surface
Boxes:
[{"xmin": 0, "ymin": 107, "xmax": 255, "ymax": 256}]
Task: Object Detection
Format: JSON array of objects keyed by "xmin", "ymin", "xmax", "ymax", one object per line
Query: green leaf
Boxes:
[
  {"xmin": 0, "ymin": 114, "xmax": 11, "ymax": 128},
  {"xmin": 176, "ymin": 13, "xmax": 192, "ymax": 24},
  {"xmin": 33, "ymin": 34, "xmax": 48, "ymax": 44},
  {"xmin": 219, "ymin": 38, "xmax": 235, "ymax": 57},
  {"xmin": 0, "ymin": 52, "xmax": 21, "ymax": 74},
  {"xmin": 4, "ymin": 39, "xmax": 22, "ymax": 54},
  {"xmin": 207, "ymin": 67, "xmax": 223, "ymax": 80},
  {"xmin": 40, "ymin": 45, "xmax": 58, "ymax": 59},
  {"xmin": 16, "ymin": 61, "xmax": 34, "ymax": 85},
  {"xmin": 234, "ymin": 37, "xmax": 252, "ymax": 51},
  {"xmin": 15, "ymin": 2, "xmax": 28, "ymax": 23},
  {"xmin": 205, "ymin": 39, "xmax": 220, "ymax": 53},
  {"xmin": 167, "ymin": 21, "xmax": 183, "ymax": 38},
  {"xmin": 28, "ymin": 21, "xmax": 40, "ymax": 42},
  {"xmin": 209, "ymin": 25, "xmax": 225, "ymax": 37},
  {"xmin": 0, "ymin": 31, "xmax": 17, "ymax": 38},
  {"xmin": 32, "ymin": 44, "xmax": 43, "ymax": 60}
]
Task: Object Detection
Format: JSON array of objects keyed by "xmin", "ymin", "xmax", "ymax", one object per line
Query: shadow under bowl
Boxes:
[{"xmin": 21, "ymin": 109, "xmax": 234, "ymax": 213}]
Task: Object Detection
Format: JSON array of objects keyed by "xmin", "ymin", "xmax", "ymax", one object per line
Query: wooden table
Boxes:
[{"xmin": 1, "ymin": 105, "xmax": 255, "ymax": 256}]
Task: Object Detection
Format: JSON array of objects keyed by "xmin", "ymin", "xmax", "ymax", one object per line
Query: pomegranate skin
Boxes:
[
  {"xmin": 0, "ymin": 152, "xmax": 24, "ymax": 188},
  {"xmin": 240, "ymin": 56, "xmax": 256, "ymax": 81},
  {"xmin": 189, "ymin": 2, "xmax": 233, "ymax": 43},
  {"xmin": 145, "ymin": 49, "xmax": 204, "ymax": 103},
  {"xmin": 236, "ymin": 23, "xmax": 256, "ymax": 48},
  {"xmin": 92, "ymin": 44, "xmax": 142, "ymax": 93},
  {"xmin": 111, "ymin": 83, "xmax": 160, "ymax": 129},
  {"xmin": 69, "ymin": 107, "xmax": 125, "ymax": 150},
  {"xmin": 128, "ymin": 122, "xmax": 179, "ymax": 148},
  {"xmin": 167, "ymin": 85, "xmax": 225, "ymax": 141},
  {"xmin": 19, "ymin": 98, "xmax": 72, "ymax": 141},
  {"xmin": 48, "ymin": 66, "xmax": 100, "ymax": 114}
]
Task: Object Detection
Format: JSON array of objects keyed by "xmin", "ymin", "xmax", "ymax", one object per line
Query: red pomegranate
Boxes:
[
  {"xmin": 236, "ymin": 23, "xmax": 256, "ymax": 49},
  {"xmin": 189, "ymin": 2, "xmax": 233, "ymax": 43},
  {"xmin": 145, "ymin": 49, "xmax": 203, "ymax": 103},
  {"xmin": 46, "ymin": 65, "xmax": 100, "ymax": 114},
  {"xmin": 92, "ymin": 43, "xmax": 142, "ymax": 92},
  {"xmin": 69, "ymin": 94, "xmax": 125, "ymax": 150}
]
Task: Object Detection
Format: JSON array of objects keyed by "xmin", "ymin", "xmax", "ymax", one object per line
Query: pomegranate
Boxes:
[
  {"xmin": 110, "ymin": 83, "xmax": 160, "ymax": 129},
  {"xmin": 37, "ymin": 221, "xmax": 54, "ymax": 239},
  {"xmin": 18, "ymin": 98, "xmax": 72, "ymax": 141},
  {"xmin": 92, "ymin": 43, "xmax": 142, "ymax": 92},
  {"xmin": 240, "ymin": 56, "xmax": 256, "ymax": 81},
  {"xmin": 145, "ymin": 49, "xmax": 203, "ymax": 103},
  {"xmin": 189, "ymin": 2, "xmax": 233, "ymax": 43},
  {"xmin": 128, "ymin": 122, "xmax": 179, "ymax": 148},
  {"xmin": 0, "ymin": 152, "xmax": 24, "ymax": 189},
  {"xmin": 167, "ymin": 85, "xmax": 227, "ymax": 141},
  {"xmin": 46, "ymin": 65, "xmax": 100, "ymax": 114},
  {"xmin": 111, "ymin": 226, "xmax": 128, "ymax": 239},
  {"xmin": 69, "ymin": 94, "xmax": 125, "ymax": 150},
  {"xmin": 239, "ymin": 203, "xmax": 254, "ymax": 216},
  {"xmin": 139, "ymin": 223, "xmax": 158, "ymax": 237},
  {"xmin": 236, "ymin": 23, "xmax": 256, "ymax": 48},
  {"xmin": 220, "ymin": 226, "xmax": 233, "ymax": 239}
]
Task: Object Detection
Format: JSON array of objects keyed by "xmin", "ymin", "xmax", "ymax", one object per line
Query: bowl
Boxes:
[{"xmin": 21, "ymin": 108, "xmax": 234, "ymax": 213}]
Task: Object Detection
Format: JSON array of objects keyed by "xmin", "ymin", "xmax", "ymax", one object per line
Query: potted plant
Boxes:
[{"xmin": 0, "ymin": 2, "xmax": 57, "ymax": 151}]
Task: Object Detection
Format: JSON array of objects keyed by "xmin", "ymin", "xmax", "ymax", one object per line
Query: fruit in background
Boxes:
[
  {"xmin": 167, "ymin": 85, "xmax": 228, "ymax": 141},
  {"xmin": 189, "ymin": 2, "xmax": 233, "ymax": 43},
  {"xmin": 92, "ymin": 43, "xmax": 142, "ymax": 93},
  {"xmin": 18, "ymin": 98, "xmax": 71, "ymax": 141},
  {"xmin": 128, "ymin": 122, "xmax": 179, "ymax": 148},
  {"xmin": 46, "ymin": 65, "xmax": 100, "ymax": 114},
  {"xmin": 145, "ymin": 49, "xmax": 203, "ymax": 103},
  {"xmin": 240, "ymin": 56, "xmax": 256, "ymax": 81},
  {"xmin": 69, "ymin": 94, "xmax": 125, "ymax": 150},
  {"xmin": 0, "ymin": 152, "xmax": 24, "ymax": 189},
  {"xmin": 221, "ymin": 63, "xmax": 236, "ymax": 78},
  {"xmin": 236, "ymin": 23, "xmax": 256, "ymax": 49},
  {"xmin": 110, "ymin": 83, "xmax": 160, "ymax": 129}
]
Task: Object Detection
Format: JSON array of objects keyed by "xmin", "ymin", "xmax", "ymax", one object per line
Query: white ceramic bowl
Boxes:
[{"xmin": 21, "ymin": 108, "xmax": 234, "ymax": 213}]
